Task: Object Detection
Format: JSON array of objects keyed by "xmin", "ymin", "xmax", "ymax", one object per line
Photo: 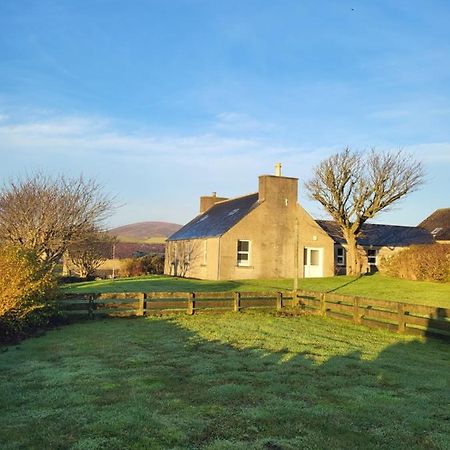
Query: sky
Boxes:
[{"xmin": 1, "ymin": 0, "xmax": 449, "ymax": 228}]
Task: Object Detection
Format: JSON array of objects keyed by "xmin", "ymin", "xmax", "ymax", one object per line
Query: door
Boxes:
[{"xmin": 303, "ymin": 247, "xmax": 324, "ymax": 278}]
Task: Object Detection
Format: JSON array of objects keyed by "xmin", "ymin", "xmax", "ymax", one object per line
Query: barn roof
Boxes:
[
  {"xmin": 316, "ymin": 220, "xmax": 434, "ymax": 247},
  {"xmin": 418, "ymin": 208, "xmax": 450, "ymax": 241},
  {"xmin": 167, "ymin": 193, "xmax": 260, "ymax": 241}
]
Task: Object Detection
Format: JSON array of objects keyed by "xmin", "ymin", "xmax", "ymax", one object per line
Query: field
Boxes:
[
  {"xmin": 64, "ymin": 273, "xmax": 450, "ymax": 308},
  {"xmin": 1, "ymin": 311, "xmax": 449, "ymax": 449}
]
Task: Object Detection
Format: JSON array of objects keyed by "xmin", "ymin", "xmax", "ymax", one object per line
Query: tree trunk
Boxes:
[{"xmin": 344, "ymin": 232, "xmax": 362, "ymax": 276}]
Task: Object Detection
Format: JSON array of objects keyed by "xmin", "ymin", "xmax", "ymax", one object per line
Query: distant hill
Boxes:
[{"xmin": 109, "ymin": 221, "xmax": 182, "ymax": 244}]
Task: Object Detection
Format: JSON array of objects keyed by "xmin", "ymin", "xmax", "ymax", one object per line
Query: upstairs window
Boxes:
[{"xmin": 237, "ymin": 240, "xmax": 251, "ymax": 266}]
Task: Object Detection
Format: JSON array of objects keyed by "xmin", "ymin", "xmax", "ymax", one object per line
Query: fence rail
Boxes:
[{"xmin": 60, "ymin": 290, "xmax": 450, "ymax": 339}]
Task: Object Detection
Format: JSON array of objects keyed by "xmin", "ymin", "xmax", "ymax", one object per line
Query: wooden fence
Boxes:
[{"xmin": 61, "ymin": 290, "xmax": 450, "ymax": 339}]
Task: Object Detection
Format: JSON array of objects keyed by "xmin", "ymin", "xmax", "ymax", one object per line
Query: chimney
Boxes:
[
  {"xmin": 200, "ymin": 192, "xmax": 228, "ymax": 213},
  {"xmin": 258, "ymin": 165, "xmax": 298, "ymax": 206}
]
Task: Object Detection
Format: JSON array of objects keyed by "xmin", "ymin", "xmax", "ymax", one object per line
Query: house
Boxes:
[
  {"xmin": 418, "ymin": 208, "xmax": 450, "ymax": 243},
  {"xmin": 165, "ymin": 166, "xmax": 433, "ymax": 280}
]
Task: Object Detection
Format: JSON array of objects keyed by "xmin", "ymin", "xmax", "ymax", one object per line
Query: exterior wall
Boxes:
[
  {"xmin": 165, "ymin": 175, "xmax": 336, "ymax": 280},
  {"xmin": 335, "ymin": 244, "xmax": 408, "ymax": 274},
  {"xmin": 164, "ymin": 237, "xmax": 220, "ymax": 279},
  {"xmin": 217, "ymin": 185, "xmax": 335, "ymax": 280},
  {"xmin": 296, "ymin": 205, "xmax": 335, "ymax": 278}
]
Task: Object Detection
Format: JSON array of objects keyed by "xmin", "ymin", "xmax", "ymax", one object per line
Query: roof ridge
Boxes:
[
  {"xmin": 315, "ymin": 219, "xmax": 421, "ymax": 229},
  {"xmin": 212, "ymin": 192, "xmax": 258, "ymax": 205}
]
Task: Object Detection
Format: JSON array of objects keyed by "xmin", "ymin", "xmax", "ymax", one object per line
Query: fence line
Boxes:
[{"xmin": 60, "ymin": 290, "xmax": 450, "ymax": 339}]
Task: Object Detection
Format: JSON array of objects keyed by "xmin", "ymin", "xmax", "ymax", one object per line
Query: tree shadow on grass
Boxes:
[{"xmin": 2, "ymin": 313, "xmax": 449, "ymax": 450}]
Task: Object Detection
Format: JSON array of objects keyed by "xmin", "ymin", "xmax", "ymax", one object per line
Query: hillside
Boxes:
[{"xmin": 109, "ymin": 221, "xmax": 182, "ymax": 243}]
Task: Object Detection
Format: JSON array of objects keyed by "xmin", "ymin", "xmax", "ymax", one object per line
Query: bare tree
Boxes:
[
  {"xmin": 0, "ymin": 174, "xmax": 114, "ymax": 268},
  {"xmin": 67, "ymin": 231, "xmax": 116, "ymax": 278},
  {"xmin": 305, "ymin": 148, "xmax": 424, "ymax": 275}
]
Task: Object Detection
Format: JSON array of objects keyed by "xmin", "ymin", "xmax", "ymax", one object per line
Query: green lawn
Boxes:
[
  {"xmin": 0, "ymin": 312, "xmax": 448, "ymax": 449},
  {"xmin": 63, "ymin": 273, "xmax": 450, "ymax": 308}
]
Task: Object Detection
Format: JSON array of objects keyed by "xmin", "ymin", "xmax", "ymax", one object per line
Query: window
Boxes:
[
  {"xmin": 237, "ymin": 240, "xmax": 251, "ymax": 266},
  {"xmin": 367, "ymin": 249, "xmax": 377, "ymax": 265},
  {"xmin": 310, "ymin": 249, "xmax": 320, "ymax": 266},
  {"xmin": 227, "ymin": 208, "xmax": 239, "ymax": 216},
  {"xmin": 431, "ymin": 227, "xmax": 442, "ymax": 236},
  {"xmin": 336, "ymin": 247, "xmax": 345, "ymax": 266}
]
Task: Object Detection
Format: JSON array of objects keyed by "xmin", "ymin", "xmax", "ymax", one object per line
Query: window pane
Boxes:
[
  {"xmin": 238, "ymin": 240, "xmax": 249, "ymax": 251},
  {"xmin": 238, "ymin": 253, "xmax": 249, "ymax": 261},
  {"xmin": 310, "ymin": 250, "xmax": 319, "ymax": 266},
  {"xmin": 303, "ymin": 248, "xmax": 308, "ymax": 265}
]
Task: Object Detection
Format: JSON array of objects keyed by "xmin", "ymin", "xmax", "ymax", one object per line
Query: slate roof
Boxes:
[
  {"xmin": 418, "ymin": 208, "xmax": 450, "ymax": 241},
  {"xmin": 167, "ymin": 193, "xmax": 260, "ymax": 241},
  {"xmin": 316, "ymin": 220, "xmax": 434, "ymax": 247}
]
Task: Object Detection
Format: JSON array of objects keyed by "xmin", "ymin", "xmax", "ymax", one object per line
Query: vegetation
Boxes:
[
  {"xmin": 121, "ymin": 254, "xmax": 165, "ymax": 277},
  {"xmin": 305, "ymin": 148, "xmax": 424, "ymax": 275},
  {"xmin": 379, "ymin": 244, "xmax": 450, "ymax": 282},
  {"xmin": 67, "ymin": 231, "xmax": 116, "ymax": 278},
  {"xmin": 0, "ymin": 312, "xmax": 448, "ymax": 449},
  {"xmin": 0, "ymin": 245, "xmax": 58, "ymax": 342},
  {"xmin": 0, "ymin": 173, "xmax": 114, "ymax": 268},
  {"xmin": 63, "ymin": 273, "xmax": 450, "ymax": 308}
]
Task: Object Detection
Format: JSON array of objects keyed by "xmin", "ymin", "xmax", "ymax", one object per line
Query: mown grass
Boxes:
[
  {"xmin": 0, "ymin": 312, "xmax": 449, "ymax": 449},
  {"xmin": 63, "ymin": 273, "xmax": 450, "ymax": 308}
]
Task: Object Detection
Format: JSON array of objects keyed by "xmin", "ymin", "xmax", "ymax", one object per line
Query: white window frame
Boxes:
[
  {"xmin": 237, "ymin": 240, "xmax": 251, "ymax": 267},
  {"xmin": 367, "ymin": 248, "xmax": 377, "ymax": 266},
  {"xmin": 336, "ymin": 247, "xmax": 345, "ymax": 266}
]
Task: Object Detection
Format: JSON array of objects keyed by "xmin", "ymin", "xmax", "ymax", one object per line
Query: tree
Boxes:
[
  {"xmin": 305, "ymin": 148, "xmax": 424, "ymax": 275},
  {"xmin": 0, "ymin": 174, "xmax": 114, "ymax": 268},
  {"xmin": 67, "ymin": 231, "xmax": 116, "ymax": 278}
]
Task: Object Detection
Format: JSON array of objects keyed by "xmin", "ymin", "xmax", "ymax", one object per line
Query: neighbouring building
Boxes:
[
  {"xmin": 165, "ymin": 166, "xmax": 433, "ymax": 280},
  {"xmin": 418, "ymin": 208, "xmax": 450, "ymax": 243}
]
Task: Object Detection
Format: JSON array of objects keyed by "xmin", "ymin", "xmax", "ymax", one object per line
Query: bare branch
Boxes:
[
  {"xmin": 0, "ymin": 173, "xmax": 116, "ymax": 267},
  {"xmin": 304, "ymin": 148, "xmax": 424, "ymax": 275}
]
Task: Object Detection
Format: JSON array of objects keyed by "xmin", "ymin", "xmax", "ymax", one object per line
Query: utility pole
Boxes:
[
  {"xmin": 112, "ymin": 242, "xmax": 116, "ymax": 280},
  {"xmin": 294, "ymin": 218, "xmax": 299, "ymax": 291}
]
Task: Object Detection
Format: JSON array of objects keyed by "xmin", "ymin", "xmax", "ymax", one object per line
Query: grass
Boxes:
[
  {"xmin": 1, "ymin": 312, "xmax": 449, "ymax": 449},
  {"xmin": 63, "ymin": 273, "xmax": 450, "ymax": 308}
]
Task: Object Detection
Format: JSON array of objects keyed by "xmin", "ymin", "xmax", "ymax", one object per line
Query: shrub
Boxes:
[
  {"xmin": 0, "ymin": 245, "xmax": 58, "ymax": 342},
  {"xmin": 140, "ymin": 254, "xmax": 165, "ymax": 274},
  {"xmin": 121, "ymin": 254, "xmax": 165, "ymax": 277},
  {"xmin": 379, "ymin": 244, "xmax": 450, "ymax": 282}
]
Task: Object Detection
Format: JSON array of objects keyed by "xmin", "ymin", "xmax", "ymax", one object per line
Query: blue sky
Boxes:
[{"xmin": 1, "ymin": 0, "xmax": 449, "ymax": 227}]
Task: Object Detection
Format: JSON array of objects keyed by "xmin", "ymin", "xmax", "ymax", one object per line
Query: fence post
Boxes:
[
  {"xmin": 233, "ymin": 292, "xmax": 241, "ymax": 312},
  {"xmin": 276, "ymin": 292, "xmax": 283, "ymax": 310},
  {"xmin": 353, "ymin": 296, "xmax": 361, "ymax": 324},
  {"xmin": 88, "ymin": 294, "xmax": 94, "ymax": 320},
  {"xmin": 397, "ymin": 303, "xmax": 405, "ymax": 334},
  {"xmin": 140, "ymin": 293, "xmax": 147, "ymax": 317},
  {"xmin": 320, "ymin": 293, "xmax": 326, "ymax": 317},
  {"xmin": 187, "ymin": 293, "xmax": 195, "ymax": 315}
]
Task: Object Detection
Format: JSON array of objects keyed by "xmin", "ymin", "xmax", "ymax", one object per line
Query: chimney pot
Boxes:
[{"xmin": 275, "ymin": 162, "xmax": 282, "ymax": 176}]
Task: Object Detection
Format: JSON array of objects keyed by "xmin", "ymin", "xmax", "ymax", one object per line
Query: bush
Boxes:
[
  {"xmin": 379, "ymin": 244, "xmax": 450, "ymax": 282},
  {"xmin": 121, "ymin": 254, "xmax": 165, "ymax": 277},
  {"xmin": 0, "ymin": 245, "xmax": 58, "ymax": 342}
]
